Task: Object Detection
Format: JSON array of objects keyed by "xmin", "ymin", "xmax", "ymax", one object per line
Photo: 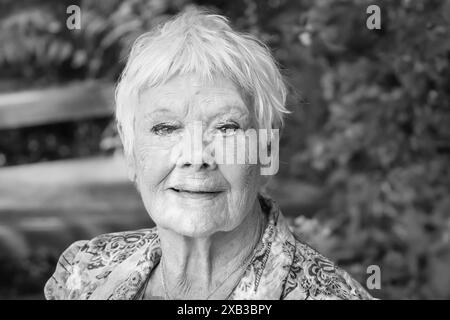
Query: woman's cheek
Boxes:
[
  {"xmin": 222, "ymin": 164, "xmax": 260, "ymax": 199},
  {"xmin": 134, "ymin": 142, "xmax": 174, "ymax": 189}
]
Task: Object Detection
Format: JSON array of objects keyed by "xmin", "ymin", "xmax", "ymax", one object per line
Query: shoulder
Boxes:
[
  {"xmin": 79, "ymin": 228, "xmax": 158, "ymax": 267},
  {"xmin": 44, "ymin": 240, "xmax": 89, "ymax": 300},
  {"xmin": 44, "ymin": 228, "xmax": 158, "ymax": 300},
  {"xmin": 282, "ymin": 234, "xmax": 374, "ymax": 300}
]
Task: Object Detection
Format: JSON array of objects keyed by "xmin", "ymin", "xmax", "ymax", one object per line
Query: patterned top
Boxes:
[{"xmin": 44, "ymin": 195, "xmax": 374, "ymax": 300}]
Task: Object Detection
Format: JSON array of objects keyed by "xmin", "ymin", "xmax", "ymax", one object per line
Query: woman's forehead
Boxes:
[
  {"xmin": 138, "ymin": 74, "xmax": 249, "ymax": 117},
  {"xmin": 146, "ymin": 74, "xmax": 240, "ymax": 97}
]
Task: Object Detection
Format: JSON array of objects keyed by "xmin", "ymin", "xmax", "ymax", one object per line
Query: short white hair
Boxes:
[{"xmin": 115, "ymin": 7, "xmax": 289, "ymax": 158}]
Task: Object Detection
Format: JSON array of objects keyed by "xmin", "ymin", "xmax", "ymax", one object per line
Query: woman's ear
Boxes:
[
  {"xmin": 117, "ymin": 122, "xmax": 137, "ymax": 183},
  {"xmin": 125, "ymin": 154, "xmax": 137, "ymax": 183}
]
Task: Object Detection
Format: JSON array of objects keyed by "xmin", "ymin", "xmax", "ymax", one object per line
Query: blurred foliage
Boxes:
[
  {"xmin": 1, "ymin": 0, "xmax": 450, "ymax": 299},
  {"xmin": 0, "ymin": 0, "xmax": 189, "ymax": 88},
  {"xmin": 282, "ymin": 0, "xmax": 450, "ymax": 299}
]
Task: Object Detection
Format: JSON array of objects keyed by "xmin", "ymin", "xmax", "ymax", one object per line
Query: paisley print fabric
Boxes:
[{"xmin": 44, "ymin": 195, "xmax": 374, "ymax": 300}]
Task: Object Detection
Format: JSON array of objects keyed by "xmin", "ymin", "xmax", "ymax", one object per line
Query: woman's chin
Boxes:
[
  {"xmin": 159, "ymin": 209, "xmax": 233, "ymax": 238},
  {"xmin": 164, "ymin": 222, "xmax": 222, "ymax": 238},
  {"xmin": 170, "ymin": 226, "xmax": 218, "ymax": 238}
]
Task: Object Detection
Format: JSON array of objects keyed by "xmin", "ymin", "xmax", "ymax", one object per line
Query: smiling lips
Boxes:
[{"xmin": 169, "ymin": 185, "xmax": 224, "ymax": 199}]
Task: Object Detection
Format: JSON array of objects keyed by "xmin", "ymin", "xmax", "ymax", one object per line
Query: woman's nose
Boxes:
[
  {"xmin": 174, "ymin": 123, "xmax": 217, "ymax": 171},
  {"xmin": 176, "ymin": 153, "xmax": 217, "ymax": 171}
]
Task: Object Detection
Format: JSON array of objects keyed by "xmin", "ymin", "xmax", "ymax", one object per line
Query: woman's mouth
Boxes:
[{"xmin": 168, "ymin": 187, "xmax": 223, "ymax": 199}]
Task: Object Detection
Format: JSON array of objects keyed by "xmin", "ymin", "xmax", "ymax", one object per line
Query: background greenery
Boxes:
[{"xmin": 0, "ymin": 0, "xmax": 449, "ymax": 299}]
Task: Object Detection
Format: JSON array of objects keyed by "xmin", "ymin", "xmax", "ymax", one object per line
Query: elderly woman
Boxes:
[{"xmin": 44, "ymin": 9, "xmax": 373, "ymax": 300}]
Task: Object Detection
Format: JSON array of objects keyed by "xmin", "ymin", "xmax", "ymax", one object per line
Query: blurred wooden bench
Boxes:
[
  {"xmin": 0, "ymin": 81, "xmax": 151, "ymax": 258},
  {"xmin": 0, "ymin": 81, "xmax": 115, "ymax": 129}
]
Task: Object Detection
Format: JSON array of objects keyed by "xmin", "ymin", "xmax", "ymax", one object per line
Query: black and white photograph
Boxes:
[{"xmin": 0, "ymin": 0, "xmax": 449, "ymax": 304}]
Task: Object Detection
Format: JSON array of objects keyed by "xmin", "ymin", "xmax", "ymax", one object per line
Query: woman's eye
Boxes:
[
  {"xmin": 217, "ymin": 122, "xmax": 241, "ymax": 136},
  {"xmin": 150, "ymin": 123, "xmax": 180, "ymax": 136}
]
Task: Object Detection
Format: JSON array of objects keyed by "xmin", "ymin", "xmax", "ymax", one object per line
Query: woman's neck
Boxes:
[{"xmin": 156, "ymin": 198, "xmax": 266, "ymax": 299}]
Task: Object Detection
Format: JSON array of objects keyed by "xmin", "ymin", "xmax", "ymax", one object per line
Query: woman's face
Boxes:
[{"xmin": 129, "ymin": 74, "xmax": 264, "ymax": 237}]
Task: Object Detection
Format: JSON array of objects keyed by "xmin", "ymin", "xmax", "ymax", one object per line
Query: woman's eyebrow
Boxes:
[
  {"xmin": 213, "ymin": 105, "xmax": 249, "ymax": 118},
  {"xmin": 143, "ymin": 105, "xmax": 249, "ymax": 121},
  {"xmin": 143, "ymin": 108, "xmax": 172, "ymax": 118}
]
